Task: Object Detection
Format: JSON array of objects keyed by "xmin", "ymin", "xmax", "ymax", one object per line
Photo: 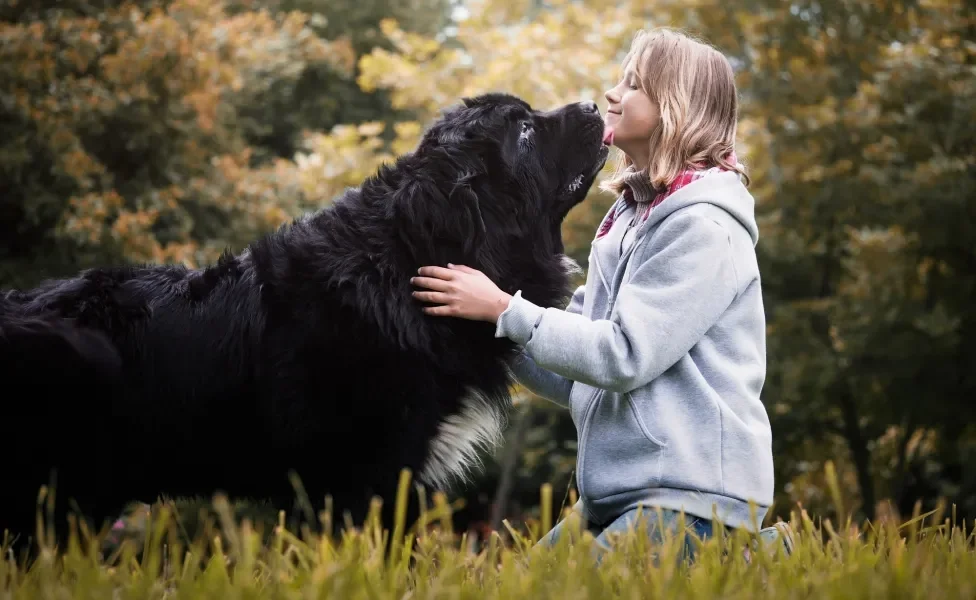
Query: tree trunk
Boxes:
[
  {"xmin": 838, "ymin": 385, "xmax": 876, "ymax": 521},
  {"xmin": 891, "ymin": 412, "xmax": 918, "ymax": 506}
]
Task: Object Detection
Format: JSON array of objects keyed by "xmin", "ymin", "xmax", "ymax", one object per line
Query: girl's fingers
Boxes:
[
  {"xmin": 423, "ymin": 305, "xmax": 455, "ymax": 316},
  {"xmin": 448, "ymin": 264, "xmax": 477, "ymax": 274},
  {"xmin": 410, "ymin": 276, "xmax": 452, "ymax": 292},
  {"xmin": 412, "ymin": 291, "xmax": 451, "ymax": 304},
  {"xmin": 417, "ymin": 266, "xmax": 455, "ymax": 279}
]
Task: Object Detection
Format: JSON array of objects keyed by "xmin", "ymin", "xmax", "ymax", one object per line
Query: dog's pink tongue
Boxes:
[{"xmin": 602, "ymin": 125, "xmax": 614, "ymax": 146}]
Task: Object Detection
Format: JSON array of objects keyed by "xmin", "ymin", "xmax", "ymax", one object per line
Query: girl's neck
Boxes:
[{"xmin": 627, "ymin": 151, "xmax": 649, "ymax": 172}]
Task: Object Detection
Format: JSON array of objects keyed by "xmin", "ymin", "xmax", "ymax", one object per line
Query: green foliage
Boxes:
[
  {"xmin": 0, "ymin": 0, "xmax": 451, "ymax": 288},
  {"xmin": 225, "ymin": 0, "xmax": 453, "ymax": 162},
  {"xmin": 732, "ymin": 0, "xmax": 976, "ymax": 521},
  {"xmin": 0, "ymin": 0, "xmax": 338, "ymax": 284}
]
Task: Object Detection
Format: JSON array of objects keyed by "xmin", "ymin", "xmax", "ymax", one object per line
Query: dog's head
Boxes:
[
  {"xmin": 360, "ymin": 94, "xmax": 609, "ymax": 357},
  {"xmin": 418, "ymin": 93, "xmax": 610, "ymax": 226},
  {"xmin": 382, "ymin": 93, "xmax": 608, "ymax": 302}
]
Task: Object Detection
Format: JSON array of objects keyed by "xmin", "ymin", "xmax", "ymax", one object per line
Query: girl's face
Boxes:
[{"xmin": 603, "ymin": 62, "xmax": 660, "ymax": 169}]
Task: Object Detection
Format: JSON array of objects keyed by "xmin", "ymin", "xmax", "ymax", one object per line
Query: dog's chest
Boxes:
[{"xmin": 418, "ymin": 388, "xmax": 506, "ymax": 491}]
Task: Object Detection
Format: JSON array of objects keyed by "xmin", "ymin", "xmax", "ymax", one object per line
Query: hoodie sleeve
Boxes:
[
  {"xmin": 505, "ymin": 284, "xmax": 585, "ymax": 407},
  {"xmin": 495, "ymin": 212, "xmax": 737, "ymax": 394}
]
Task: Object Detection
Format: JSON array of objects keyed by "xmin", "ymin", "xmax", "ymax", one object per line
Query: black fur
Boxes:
[{"xmin": 0, "ymin": 94, "xmax": 608, "ymax": 550}]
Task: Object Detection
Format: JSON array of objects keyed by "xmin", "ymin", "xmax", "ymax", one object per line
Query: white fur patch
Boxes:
[
  {"xmin": 567, "ymin": 173, "xmax": 585, "ymax": 192},
  {"xmin": 419, "ymin": 389, "xmax": 507, "ymax": 491}
]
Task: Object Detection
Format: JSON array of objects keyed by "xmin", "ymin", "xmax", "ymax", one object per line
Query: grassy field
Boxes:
[{"xmin": 2, "ymin": 472, "xmax": 974, "ymax": 599}]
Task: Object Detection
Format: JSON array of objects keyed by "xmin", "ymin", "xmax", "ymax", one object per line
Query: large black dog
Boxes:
[{"xmin": 0, "ymin": 93, "xmax": 609, "ymax": 549}]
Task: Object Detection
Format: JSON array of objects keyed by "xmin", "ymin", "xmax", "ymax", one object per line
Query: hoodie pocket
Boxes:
[
  {"xmin": 626, "ymin": 393, "xmax": 668, "ymax": 447},
  {"xmin": 576, "ymin": 391, "xmax": 666, "ymax": 501},
  {"xmin": 567, "ymin": 383, "xmax": 599, "ymax": 501}
]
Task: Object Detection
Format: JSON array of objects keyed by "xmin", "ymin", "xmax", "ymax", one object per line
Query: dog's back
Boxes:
[
  {"xmin": 0, "ymin": 299, "xmax": 122, "ymax": 381},
  {"xmin": 0, "ymin": 295, "xmax": 122, "ymax": 550},
  {"xmin": 0, "ymin": 262, "xmax": 266, "ymax": 549}
]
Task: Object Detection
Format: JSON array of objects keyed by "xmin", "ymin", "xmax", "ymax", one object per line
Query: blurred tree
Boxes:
[
  {"xmin": 0, "ymin": 0, "xmax": 452, "ymax": 288},
  {"xmin": 0, "ymin": 0, "xmax": 335, "ymax": 286},
  {"xmin": 833, "ymin": 0, "xmax": 976, "ymax": 518},
  {"xmin": 712, "ymin": 0, "xmax": 976, "ymax": 521},
  {"xmin": 224, "ymin": 0, "xmax": 453, "ymax": 163}
]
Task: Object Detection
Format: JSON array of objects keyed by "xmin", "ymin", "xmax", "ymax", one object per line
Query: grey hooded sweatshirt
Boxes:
[{"xmin": 495, "ymin": 169, "xmax": 774, "ymax": 531}]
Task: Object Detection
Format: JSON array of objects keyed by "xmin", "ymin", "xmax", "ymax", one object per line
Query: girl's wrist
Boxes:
[{"xmin": 489, "ymin": 292, "xmax": 514, "ymax": 323}]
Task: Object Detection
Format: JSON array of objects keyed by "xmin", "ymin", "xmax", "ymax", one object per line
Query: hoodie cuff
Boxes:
[{"xmin": 494, "ymin": 290, "xmax": 545, "ymax": 345}]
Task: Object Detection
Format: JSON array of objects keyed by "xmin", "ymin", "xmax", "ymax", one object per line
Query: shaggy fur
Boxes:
[{"xmin": 0, "ymin": 93, "xmax": 608, "ymax": 550}]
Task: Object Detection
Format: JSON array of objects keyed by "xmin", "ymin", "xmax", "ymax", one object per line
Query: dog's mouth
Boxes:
[
  {"xmin": 567, "ymin": 151, "xmax": 608, "ymax": 193},
  {"xmin": 565, "ymin": 138, "xmax": 610, "ymax": 194}
]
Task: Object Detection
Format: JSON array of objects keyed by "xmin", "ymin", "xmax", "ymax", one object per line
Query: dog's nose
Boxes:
[{"xmin": 579, "ymin": 101, "xmax": 599, "ymax": 114}]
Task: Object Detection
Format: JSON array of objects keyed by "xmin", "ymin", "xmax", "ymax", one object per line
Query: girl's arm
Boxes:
[
  {"xmin": 495, "ymin": 213, "xmax": 737, "ymax": 394},
  {"xmin": 504, "ymin": 285, "xmax": 584, "ymax": 407}
]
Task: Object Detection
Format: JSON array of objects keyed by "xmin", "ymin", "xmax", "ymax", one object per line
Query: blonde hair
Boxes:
[{"xmin": 601, "ymin": 27, "xmax": 749, "ymax": 195}]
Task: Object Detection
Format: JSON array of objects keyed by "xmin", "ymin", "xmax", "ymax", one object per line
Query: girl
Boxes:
[{"xmin": 410, "ymin": 28, "xmax": 792, "ymax": 560}]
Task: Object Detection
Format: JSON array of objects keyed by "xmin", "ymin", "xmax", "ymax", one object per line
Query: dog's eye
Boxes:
[{"xmin": 519, "ymin": 121, "xmax": 533, "ymax": 140}]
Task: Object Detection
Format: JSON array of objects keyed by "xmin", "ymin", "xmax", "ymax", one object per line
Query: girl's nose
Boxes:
[{"xmin": 604, "ymin": 87, "xmax": 619, "ymax": 105}]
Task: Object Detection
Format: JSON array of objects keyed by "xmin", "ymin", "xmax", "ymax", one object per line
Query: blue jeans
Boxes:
[
  {"xmin": 536, "ymin": 506, "xmax": 793, "ymax": 564},
  {"xmin": 535, "ymin": 506, "xmax": 721, "ymax": 564}
]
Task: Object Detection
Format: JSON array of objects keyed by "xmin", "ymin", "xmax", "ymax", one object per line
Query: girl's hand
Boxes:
[{"xmin": 410, "ymin": 264, "xmax": 513, "ymax": 323}]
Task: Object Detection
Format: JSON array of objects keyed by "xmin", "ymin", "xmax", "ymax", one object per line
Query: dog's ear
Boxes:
[
  {"xmin": 437, "ymin": 127, "xmax": 474, "ymax": 146},
  {"xmin": 451, "ymin": 173, "xmax": 488, "ymax": 252},
  {"xmin": 391, "ymin": 175, "xmax": 487, "ymax": 263}
]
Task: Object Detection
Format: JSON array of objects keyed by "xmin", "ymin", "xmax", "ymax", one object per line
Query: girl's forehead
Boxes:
[
  {"xmin": 622, "ymin": 59, "xmax": 645, "ymax": 82},
  {"xmin": 618, "ymin": 57, "xmax": 637, "ymax": 78},
  {"xmin": 623, "ymin": 48, "xmax": 650, "ymax": 76}
]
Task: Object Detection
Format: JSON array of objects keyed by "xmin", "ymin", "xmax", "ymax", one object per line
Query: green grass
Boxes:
[{"xmin": 2, "ymin": 470, "xmax": 975, "ymax": 599}]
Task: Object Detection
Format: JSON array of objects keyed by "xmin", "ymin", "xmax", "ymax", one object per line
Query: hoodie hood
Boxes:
[{"xmin": 636, "ymin": 170, "xmax": 760, "ymax": 247}]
